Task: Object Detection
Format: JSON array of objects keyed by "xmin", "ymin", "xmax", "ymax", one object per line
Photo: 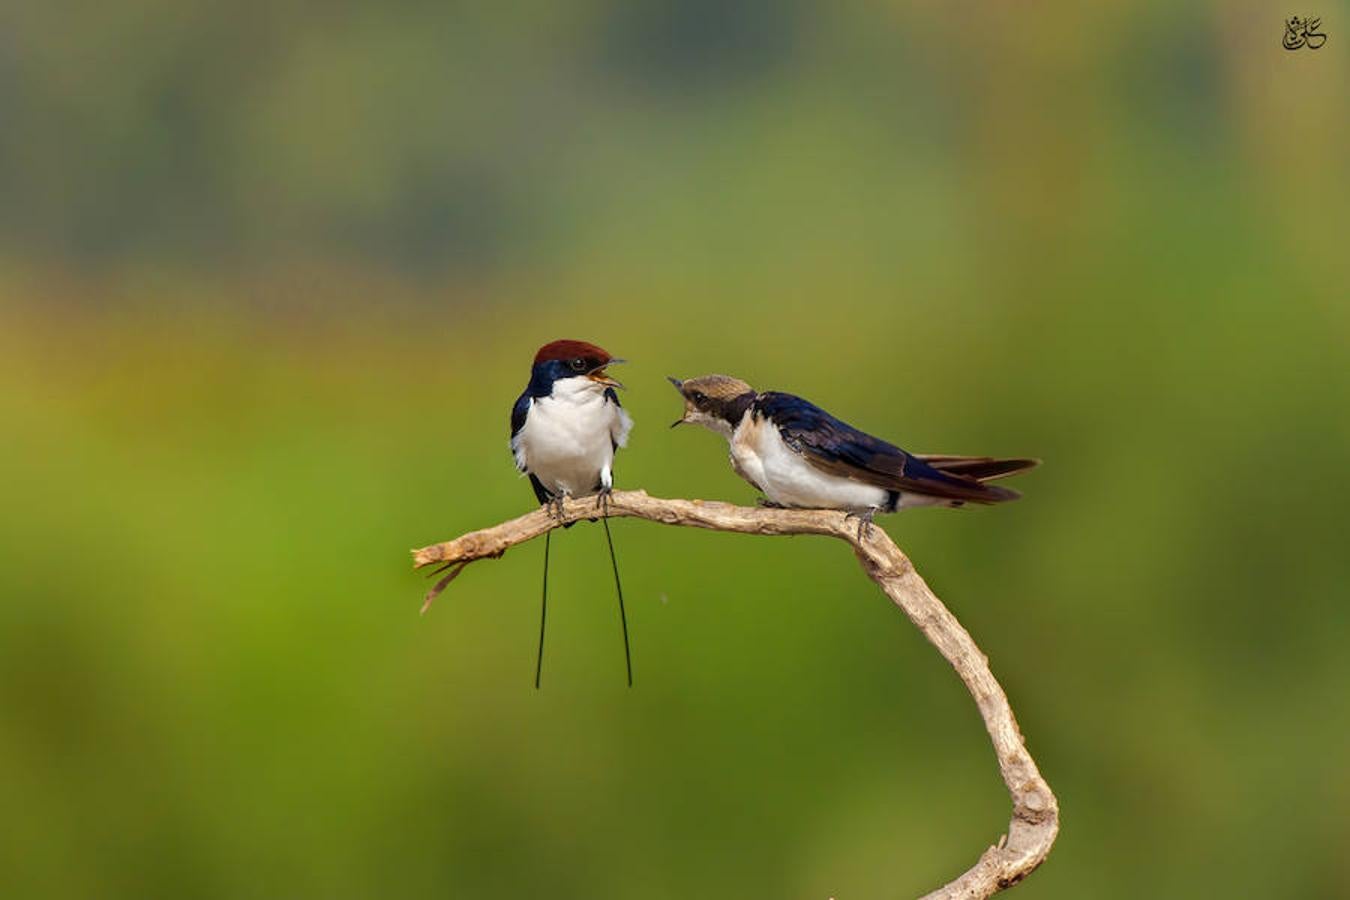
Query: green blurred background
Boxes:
[{"xmin": 2, "ymin": 2, "xmax": 1348, "ymax": 897}]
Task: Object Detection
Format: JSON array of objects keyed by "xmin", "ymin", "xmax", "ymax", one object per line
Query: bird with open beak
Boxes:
[
  {"xmin": 511, "ymin": 340, "xmax": 633, "ymax": 687},
  {"xmin": 669, "ymin": 374, "xmax": 1037, "ymax": 534}
]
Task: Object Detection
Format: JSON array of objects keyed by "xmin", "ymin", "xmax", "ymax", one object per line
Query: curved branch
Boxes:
[{"xmin": 412, "ymin": 489, "xmax": 1059, "ymax": 897}]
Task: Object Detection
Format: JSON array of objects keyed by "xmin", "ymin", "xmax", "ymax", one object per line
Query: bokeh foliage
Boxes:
[{"xmin": 1, "ymin": 2, "xmax": 1348, "ymax": 897}]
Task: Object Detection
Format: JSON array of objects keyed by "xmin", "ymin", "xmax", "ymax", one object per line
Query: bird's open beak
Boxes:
[
  {"xmin": 587, "ymin": 358, "xmax": 625, "ymax": 390},
  {"xmin": 666, "ymin": 376, "xmax": 689, "ymax": 427}
]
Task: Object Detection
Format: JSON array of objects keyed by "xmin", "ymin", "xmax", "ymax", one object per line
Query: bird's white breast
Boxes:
[
  {"xmin": 512, "ymin": 379, "xmax": 632, "ymax": 497},
  {"xmin": 730, "ymin": 414, "xmax": 890, "ymax": 512}
]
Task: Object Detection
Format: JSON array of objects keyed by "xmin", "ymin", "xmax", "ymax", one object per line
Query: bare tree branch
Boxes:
[{"xmin": 412, "ymin": 489, "xmax": 1059, "ymax": 897}]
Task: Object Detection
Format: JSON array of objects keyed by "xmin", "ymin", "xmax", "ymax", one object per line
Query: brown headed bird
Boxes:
[{"xmin": 669, "ymin": 375, "xmax": 1037, "ymax": 534}]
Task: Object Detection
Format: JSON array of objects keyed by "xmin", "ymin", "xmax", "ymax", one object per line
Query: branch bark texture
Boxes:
[{"xmin": 412, "ymin": 490, "xmax": 1059, "ymax": 898}]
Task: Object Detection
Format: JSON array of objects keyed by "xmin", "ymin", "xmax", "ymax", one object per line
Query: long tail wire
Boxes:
[
  {"xmin": 601, "ymin": 512, "xmax": 633, "ymax": 687},
  {"xmin": 534, "ymin": 530, "xmax": 550, "ymax": 689},
  {"xmin": 533, "ymin": 496, "xmax": 631, "ymax": 689}
]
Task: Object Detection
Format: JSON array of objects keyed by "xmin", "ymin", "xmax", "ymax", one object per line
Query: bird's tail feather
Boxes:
[
  {"xmin": 534, "ymin": 530, "xmax": 550, "ymax": 689},
  {"xmin": 917, "ymin": 455, "xmax": 1040, "ymax": 483},
  {"xmin": 898, "ymin": 455, "xmax": 1039, "ymax": 505},
  {"xmin": 601, "ymin": 514, "xmax": 633, "ymax": 687}
]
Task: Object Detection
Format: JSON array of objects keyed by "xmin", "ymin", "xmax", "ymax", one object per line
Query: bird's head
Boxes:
[
  {"xmin": 667, "ymin": 374, "xmax": 756, "ymax": 438},
  {"xmin": 531, "ymin": 340, "xmax": 625, "ymax": 394}
]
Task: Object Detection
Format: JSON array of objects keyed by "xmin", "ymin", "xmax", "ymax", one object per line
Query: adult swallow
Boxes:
[
  {"xmin": 511, "ymin": 340, "xmax": 634, "ymax": 687},
  {"xmin": 668, "ymin": 375, "xmax": 1037, "ymax": 533}
]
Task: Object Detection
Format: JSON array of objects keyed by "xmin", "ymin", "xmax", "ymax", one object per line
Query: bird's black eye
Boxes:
[
  {"xmin": 569, "ymin": 358, "xmax": 587, "ymax": 372},
  {"xmin": 691, "ymin": 391, "xmax": 706, "ymax": 404}
]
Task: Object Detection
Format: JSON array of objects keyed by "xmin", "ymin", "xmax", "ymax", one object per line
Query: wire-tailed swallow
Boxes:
[
  {"xmin": 668, "ymin": 374, "xmax": 1037, "ymax": 532},
  {"xmin": 511, "ymin": 340, "xmax": 634, "ymax": 687}
]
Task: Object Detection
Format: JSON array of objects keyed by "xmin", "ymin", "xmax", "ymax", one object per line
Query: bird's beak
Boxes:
[
  {"xmin": 587, "ymin": 358, "xmax": 625, "ymax": 390},
  {"xmin": 667, "ymin": 376, "xmax": 688, "ymax": 427}
]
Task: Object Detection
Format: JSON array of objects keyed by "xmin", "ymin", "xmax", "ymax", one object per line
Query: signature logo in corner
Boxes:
[{"xmin": 1283, "ymin": 16, "xmax": 1327, "ymax": 50}]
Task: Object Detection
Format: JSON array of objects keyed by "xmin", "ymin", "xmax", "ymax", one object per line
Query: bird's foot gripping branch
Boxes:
[{"xmin": 411, "ymin": 490, "xmax": 1059, "ymax": 899}]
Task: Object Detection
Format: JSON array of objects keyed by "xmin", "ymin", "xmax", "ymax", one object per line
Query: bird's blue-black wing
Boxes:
[
  {"xmin": 754, "ymin": 392, "xmax": 1018, "ymax": 504},
  {"xmin": 510, "ymin": 391, "xmax": 531, "ymax": 447},
  {"xmin": 604, "ymin": 387, "xmax": 623, "ymax": 452},
  {"xmin": 510, "ymin": 391, "xmax": 553, "ymax": 505},
  {"xmin": 526, "ymin": 474, "xmax": 551, "ymax": 505}
]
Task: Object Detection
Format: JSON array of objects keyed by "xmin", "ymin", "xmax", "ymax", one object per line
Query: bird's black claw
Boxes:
[
  {"xmin": 757, "ymin": 498, "xmax": 786, "ymax": 509},
  {"xmin": 596, "ymin": 486, "xmax": 612, "ymax": 516},
  {"xmin": 543, "ymin": 495, "xmax": 567, "ymax": 522},
  {"xmin": 845, "ymin": 509, "xmax": 876, "ymax": 540}
]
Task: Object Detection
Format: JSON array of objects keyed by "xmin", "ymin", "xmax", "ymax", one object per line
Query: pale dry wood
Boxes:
[{"xmin": 412, "ymin": 489, "xmax": 1058, "ymax": 898}]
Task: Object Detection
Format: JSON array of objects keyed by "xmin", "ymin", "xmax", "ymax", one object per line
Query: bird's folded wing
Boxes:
[
  {"xmin": 604, "ymin": 387, "xmax": 633, "ymax": 450},
  {"xmin": 510, "ymin": 393, "xmax": 532, "ymax": 471},
  {"xmin": 755, "ymin": 392, "xmax": 1019, "ymax": 504}
]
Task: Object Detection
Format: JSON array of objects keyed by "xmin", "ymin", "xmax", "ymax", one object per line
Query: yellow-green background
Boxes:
[{"xmin": 2, "ymin": 3, "xmax": 1348, "ymax": 897}]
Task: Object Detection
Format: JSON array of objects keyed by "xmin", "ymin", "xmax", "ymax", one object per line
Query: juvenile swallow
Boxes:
[
  {"xmin": 511, "ymin": 340, "xmax": 634, "ymax": 687},
  {"xmin": 669, "ymin": 375, "xmax": 1037, "ymax": 533}
]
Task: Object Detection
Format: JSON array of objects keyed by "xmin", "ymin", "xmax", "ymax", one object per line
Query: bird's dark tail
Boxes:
[
  {"xmin": 534, "ymin": 530, "xmax": 550, "ymax": 689},
  {"xmin": 601, "ymin": 514, "xmax": 633, "ymax": 687},
  {"xmin": 896, "ymin": 454, "xmax": 1040, "ymax": 506},
  {"xmin": 917, "ymin": 455, "xmax": 1040, "ymax": 483}
]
